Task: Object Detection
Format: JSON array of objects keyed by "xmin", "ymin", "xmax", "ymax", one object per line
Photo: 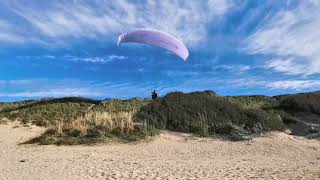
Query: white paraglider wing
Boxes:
[{"xmin": 117, "ymin": 29, "xmax": 189, "ymax": 60}]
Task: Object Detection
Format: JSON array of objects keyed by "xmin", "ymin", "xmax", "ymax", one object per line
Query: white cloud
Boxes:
[
  {"xmin": 208, "ymin": 0, "xmax": 232, "ymax": 16},
  {"xmin": 265, "ymin": 80, "xmax": 320, "ymax": 90},
  {"xmin": 70, "ymin": 57, "xmax": 109, "ymax": 63},
  {"xmin": 265, "ymin": 58, "xmax": 308, "ymax": 76},
  {"xmin": 5, "ymin": 0, "xmax": 233, "ymax": 46},
  {"xmin": 108, "ymin": 55, "xmax": 127, "ymax": 60},
  {"xmin": 17, "ymin": 55, "xmax": 57, "ymax": 61},
  {"xmin": 0, "ymin": 20, "xmax": 25, "ymax": 43},
  {"xmin": 0, "ymin": 79, "xmax": 39, "ymax": 86},
  {"xmin": 16, "ymin": 54, "xmax": 127, "ymax": 63},
  {"xmin": 229, "ymin": 78, "xmax": 320, "ymax": 90},
  {"xmin": 164, "ymin": 70, "xmax": 199, "ymax": 77},
  {"xmin": 244, "ymin": 1, "xmax": 320, "ymax": 76},
  {"xmin": 0, "ymin": 88, "xmax": 103, "ymax": 98},
  {"xmin": 227, "ymin": 78, "xmax": 266, "ymax": 88},
  {"xmin": 215, "ymin": 64, "xmax": 251, "ymax": 74},
  {"xmin": 67, "ymin": 55, "xmax": 127, "ymax": 63}
]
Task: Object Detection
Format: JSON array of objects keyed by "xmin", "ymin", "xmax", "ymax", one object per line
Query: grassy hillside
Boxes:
[
  {"xmin": 0, "ymin": 97, "xmax": 97, "ymax": 126},
  {"xmin": 135, "ymin": 92, "xmax": 284, "ymax": 140},
  {"xmin": 226, "ymin": 95, "xmax": 278, "ymax": 110},
  {"xmin": 276, "ymin": 92, "xmax": 320, "ymax": 114},
  {"xmin": 0, "ymin": 97, "xmax": 155, "ymax": 145},
  {"xmin": 0, "ymin": 91, "xmax": 319, "ymax": 145},
  {"xmin": 92, "ymin": 98, "xmax": 150, "ymax": 113}
]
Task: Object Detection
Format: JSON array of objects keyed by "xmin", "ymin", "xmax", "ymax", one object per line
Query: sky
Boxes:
[{"xmin": 0, "ymin": 0, "xmax": 320, "ymax": 101}]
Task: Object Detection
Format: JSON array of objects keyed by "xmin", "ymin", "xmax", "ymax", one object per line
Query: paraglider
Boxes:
[{"xmin": 117, "ymin": 29, "xmax": 189, "ymax": 60}]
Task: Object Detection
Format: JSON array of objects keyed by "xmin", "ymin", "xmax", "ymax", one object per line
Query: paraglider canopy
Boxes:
[{"xmin": 117, "ymin": 29, "xmax": 189, "ymax": 61}]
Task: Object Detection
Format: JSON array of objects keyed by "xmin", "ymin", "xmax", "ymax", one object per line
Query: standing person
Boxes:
[{"xmin": 151, "ymin": 90, "xmax": 158, "ymax": 100}]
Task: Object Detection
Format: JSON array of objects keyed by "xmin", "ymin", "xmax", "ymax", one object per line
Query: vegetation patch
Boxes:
[
  {"xmin": 92, "ymin": 98, "xmax": 150, "ymax": 113},
  {"xmin": 226, "ymin": 95, "xmax": 278, "ymax": 110},
  {"xmin": 276, "ymin": 92, "xmax": 320, "ymax": 115},
  {"xmin": 2, "ymin": 91, "xmax": 320, "ymax": 144},
  {"xmin": 24, "ymin": 111, "xmax": 158, "ymax": 145},
  {"xmin": 0, "ymin": 97, "xmax": 96, "ymax": 126},
  {"xmin": 135, "ymin": 92, "xmax": 285, "ymax": 141}
]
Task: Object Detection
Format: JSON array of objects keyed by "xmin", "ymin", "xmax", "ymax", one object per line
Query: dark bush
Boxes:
[
  {"xmin": 277, "ymin": 93, "xmax": 320, "ymax": 114},
  {"xmin": 135, "ymin": 91, "xmax": 284, "ymax": 140}
]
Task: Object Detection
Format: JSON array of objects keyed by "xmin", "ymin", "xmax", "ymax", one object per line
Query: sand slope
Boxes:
[{"xmin": 0, "ymin": 122, "xmax": 319, "ymax": 180}]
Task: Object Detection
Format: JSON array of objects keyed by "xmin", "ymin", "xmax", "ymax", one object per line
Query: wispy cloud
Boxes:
[
  {"xmin": 2, "ymin": 0, "xmax": 233, "ymax": 46},
  {"xmin": 67, "ymin": 55, "xmax": 127, "ymax": 64},
  {"xmin": 229, "ymin": 78, "xmax": 320, "ymax": 90},
  {"xmin": 265, "ymin": 80, "xmax": 320, "ymax": 90},
  {"xmin": 214, "ymin": 64, "xmax": 251, "ymax": 74},
  {"xmin": 17, "ymin": 55, "xmax": 56, "ymax": 60},
  {"xmin": 0, "ymin": 79, "xmax": 39, "ymax": 86},
  {"xmin": 16, "ymin": 54, "xmax": 127, "ymax": 64},
  {"xmin": 0, "ymin": 20, "xmax": 25, "ymax": 43},
  {"xmin": 264, "ymin": 58, "xmax": 308, "ymax": 76},
  {"xmin": 0, "ymin": 88, "xmax": 102, "ymax": 98},
  {"xmin": 244, "ymin": 0, "xmax": 320, "ymax": 76}
]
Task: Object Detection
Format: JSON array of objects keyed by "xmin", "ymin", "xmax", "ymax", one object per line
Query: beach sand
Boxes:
[{"xmin": 0, "ymin": 121, "xmax": 319, "ymax": 180}]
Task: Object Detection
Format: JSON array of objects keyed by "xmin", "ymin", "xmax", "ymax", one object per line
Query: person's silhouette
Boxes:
[{"xmin": 152, "ymin": 90, "xmax": 158, "ymax": 100}]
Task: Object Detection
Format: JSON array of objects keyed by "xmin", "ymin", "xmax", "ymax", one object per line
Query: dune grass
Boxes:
[
  {"xmin": 135, "ymin": 92, "xmax": 285, "ymax": 140},
  {"xmin": 226, "ymin": 95, "xmax": 278, "ymax": 110},
  {"xmin": 25, "ymin": 111, "xmax": 158, "ymax": 145},
  {"xmin": 0, "ymin": 97, "xmax": 157, "ymax": 145},
  {"xmin": 276, "ymin": 92, "xmax": 320, "ymax": 114},
  {"xmin": 1, "ymin": 91, "xmax": 319, "ymax": 144},
  {"xmin": 92, "ymin": 98, "xmax": 150, "ymax": 113},
  {"xmin": 0, "ymin": 98, "xmax": 96, "ymax": 126}
]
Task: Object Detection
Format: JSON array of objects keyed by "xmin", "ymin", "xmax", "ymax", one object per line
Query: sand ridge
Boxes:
[{"xmin": 0, "ymin": 121, "xmax": 319, "ymax": 180}]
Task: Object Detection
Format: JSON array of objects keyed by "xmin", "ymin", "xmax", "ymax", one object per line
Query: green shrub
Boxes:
[
  {"xmin": 277, "ymin": 93, "xmax": 320, "ymax": 114},
  {"xmin": 135, "ymin": 91, "xmax": 284, "ymax": 140},
  {"xmin": 23, "ymin": 111, "xmax": 158, "ymax": 145},
  {"xmin": 92, "ymin": 99, "xmax": 150, "ymax": 113}
]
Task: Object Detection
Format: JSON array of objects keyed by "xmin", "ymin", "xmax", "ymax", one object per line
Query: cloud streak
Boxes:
[
  {"xmin": 2, "ymin": 0, "xmax": 233, "ymax": 47},
  {"xmin": 229, "ymin": 78, "xmax": 320, "ymax": 91},
  {"xmin": 0, "ymin": 88, "xmax": 102, "ymax": 98},
  {"xmin": 265, "ymin": 80, "xmax": 320, "ymax": 90},
  {"xmin": 66, "ymin": 55, "xmax": 127, "ymax": 64},
  {"xmin": 244, "ymin": 0, "xmax": 320, "ymax": 76},
  {"xmin": 0, "ymin": 20, "xmax": 25, "ymax": 43}
]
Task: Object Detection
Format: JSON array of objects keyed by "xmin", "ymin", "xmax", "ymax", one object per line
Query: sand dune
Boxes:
[{"xmin": 0, "ymin": 122, "xmax": 319, "ymax": 180}]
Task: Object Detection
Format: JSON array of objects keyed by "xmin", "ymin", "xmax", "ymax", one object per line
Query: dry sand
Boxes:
[{"xmin": 0, "ymin": 121, "xmax": 319, "ymax": 180}]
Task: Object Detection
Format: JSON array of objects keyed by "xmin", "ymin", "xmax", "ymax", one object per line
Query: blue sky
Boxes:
[{"xmin": 0, "ymin": 0, "xmax": 320, "ymax": 101}]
